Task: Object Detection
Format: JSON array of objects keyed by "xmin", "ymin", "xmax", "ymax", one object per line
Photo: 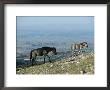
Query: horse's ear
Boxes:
[
  {"xmin": 84, "ymin": 42, "xmax": 87, "ymax": 44},
  {"xmin": 80, "ymin": 43, "xmax": 82, "ymax": 45}
]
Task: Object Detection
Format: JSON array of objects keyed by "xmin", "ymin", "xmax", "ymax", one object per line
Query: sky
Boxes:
[
  {"xmin": 16, "ymin": 16, "xmax": 94, "ymax": 45},
  {"xmin": 16, "ymin": 16, "xmax": 94, "ymax": 33},
  {"xmin": 16, "ymin": 16, "xmax": 94, "ymax": 50}
]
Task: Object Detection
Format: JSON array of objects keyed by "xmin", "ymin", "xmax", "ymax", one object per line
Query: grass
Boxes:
[{"xmin": 16, "ymin": 52, "xmax": 94, "ymax": 74}]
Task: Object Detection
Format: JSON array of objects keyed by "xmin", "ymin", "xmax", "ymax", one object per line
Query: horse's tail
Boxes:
[{"xmin": 30, "ymin": 50, "xmax": 32, "ymax": 61}]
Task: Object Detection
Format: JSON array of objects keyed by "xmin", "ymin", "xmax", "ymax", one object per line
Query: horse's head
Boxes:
[
  {"xmin": 82, "ymin": 42, "xmax": 88, "ymax": 48},
  {"xmin": 51, "ymin": 47, "xmax": 57, "ymax": 55}
]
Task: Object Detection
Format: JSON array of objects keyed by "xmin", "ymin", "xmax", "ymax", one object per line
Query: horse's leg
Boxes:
[
  {"xmin": 30, "ymin": 54, "xmax": 33, "ymax": 65},
  {"xmin": 48, "ymin": 55, "xmax": 51, "ymax": 63},
  {"xmin": 73, "ymin": 50, "xmax": 75, "ymax": 56},
  {"xmin": 32, "ymin": 58, "xmax": 34, "ymax": 66},
  {"xmin": 30, "ymin": 58, "xmax": 32, "ymax": 63},
  {"xmin": 44, "ymin": 55, "xmax": 46, "ymax": 64},
  {"xmin": 78, "ymin": 49, "xmax": 81, "ymax": 55},
  {"xmin": 79, "ymin": 49, "xmax": 81, "ymax": 55},
  {"xmin": 32, "ymin": 56, "xmax": 36, "ymax": 66},
  {"xmin": 35, "ymin": 55, "xmax": 37, "ymax": 63},
  {"xmin": 71, "ymin": 50, "xmax": 73, "ymax": 55},
  {"xmin": 30, "ymin": 51, "xmax": 32, "ymax": 62},
  {"xmin": 45, "ymin": 54, "xmax": 51, "ymax": 63}
]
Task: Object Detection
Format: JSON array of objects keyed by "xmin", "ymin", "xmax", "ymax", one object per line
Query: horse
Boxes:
[
  {"xmin": 71, "ymin": 42, "xmax": 88, "ymax": 56},
  {"xmin": 30, "ymin": 47, "xmax": 57, "ymax": 65}
]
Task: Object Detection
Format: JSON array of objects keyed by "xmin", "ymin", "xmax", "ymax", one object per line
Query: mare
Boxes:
[
  {"xmin": 30, "ymin": 47, "xmax": 57, "ymax": 65},
  {"xmin": 71, "ymin": 42, "xmax": 88, "ymax": 56}
]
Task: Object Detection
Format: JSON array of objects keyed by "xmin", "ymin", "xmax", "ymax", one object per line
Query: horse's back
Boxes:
[
  {"xmin": 42, "ymin": 47, "xmax": 56, "ymax": 53},
  {"xmin": 71, "ymin": 42, "xmax": 88, "ymax": 51},
  {"xmin": 31, "ymin": 47, "xmax": 57, "ymax": 57},
  {"xmin": 42, "ymin": 47, "xmax": 54, "ymax": 51},
  {"xmin": 31, "ymin": 48, "xmax": 43, "ymax": 56}
]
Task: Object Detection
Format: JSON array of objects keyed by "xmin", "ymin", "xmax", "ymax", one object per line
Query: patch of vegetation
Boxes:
[{"xmin": 16, "ymin": 52, "xmax": 94, "ymax": 74}]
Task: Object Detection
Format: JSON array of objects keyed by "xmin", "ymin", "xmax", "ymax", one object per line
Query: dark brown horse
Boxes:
[{"xmin": 30, "ymin": 47, "xmax": 57, "ymax": 65}]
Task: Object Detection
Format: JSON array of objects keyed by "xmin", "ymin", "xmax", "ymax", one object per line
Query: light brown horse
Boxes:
[
  {"xmin": 71, "ymin": 42, "xmax": 88, "ymax": 55},
  {"xmin": 30, "ymin": 47, "xmax": 57, "ymax": 65}
]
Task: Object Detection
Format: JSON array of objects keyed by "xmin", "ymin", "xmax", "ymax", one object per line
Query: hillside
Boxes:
[{"xmin": 16, "ymin": 52, "xmax": 94, "ymax": 74}]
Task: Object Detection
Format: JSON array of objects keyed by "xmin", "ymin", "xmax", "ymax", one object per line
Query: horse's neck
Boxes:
[{"xmin": 71, "ymin": 44, "xmax": 75, "ymax": 50}]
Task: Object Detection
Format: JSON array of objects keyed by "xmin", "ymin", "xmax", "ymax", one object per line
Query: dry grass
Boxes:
[{"xmin": 16, "ymin": 52, "xmax": 94, "ymax": 74}]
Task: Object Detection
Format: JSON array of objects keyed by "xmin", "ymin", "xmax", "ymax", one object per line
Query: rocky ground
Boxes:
[{"xmin": 16, "ymin": 51, "xmax": 94, "ymax": 74}]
